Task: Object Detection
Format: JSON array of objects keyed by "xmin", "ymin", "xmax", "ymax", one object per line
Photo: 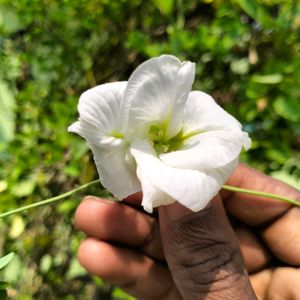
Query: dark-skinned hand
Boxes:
[{"xmin": 75, "ymin": 164, "xmax": 300, "ymax": 300}]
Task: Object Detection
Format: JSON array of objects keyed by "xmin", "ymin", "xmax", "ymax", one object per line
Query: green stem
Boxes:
[
  {"xmin": 0, "ymin": 180, "xmax": 299, "ymax": 218},
  {"xmin": 0, "ymin": 179, "xmax": 100, "ymax": 218},
  {"xmin": 222, "ymin": 185, "xmax": 300, "ymax": 207}
]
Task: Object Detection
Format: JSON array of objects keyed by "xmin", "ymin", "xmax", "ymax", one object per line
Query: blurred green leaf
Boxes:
[
  {"xmin": 251, "ymin": 73, "xmax": 283, "ymax": 84},
  {"xmin": 0, "ymin": 4, "xmax": 23, "ymax": 34},
  {"xmin": 0, "ymin": 253, "xmax": 14, "ymax": 270},
  {"xmin": 66, "ymin": 258, "xmax": 86, "ymax": 279},
  {"xmin": 273, "ymin": 97, "xmax": 300, "ymax": 122},
  {"xmin": 0, "ymin": 77, "xmax": 15, "ymax": 147},
  {"xmin": 39, "ymin": 254, "xmax": 52, "ymax": 274},
  {"xmin": 0, "ymin": 289, "xmax": 7, "ymax": 300},
  {"xmin": 0, "ymin": 282, "xmax": 8, "ymax": 289},
  {"xmin": 234, "ymin": 0, "xmax": 273, "ymax": 27},
  {"xmin": 152, "ymin": 0, "xmax": 174, "ymax": 16},
  {"xmin": 271, "ymin": 170, "xmax": 300, "ymax": 190},
  {"xmin": 3, "ymin": 254, "xmax": 21, "ymax": 284},
  {"xmin": 230, "ymin": 58, "xmax": 249, "ymax": 75},
  {"xmin": 0, "ymin": 181, "xmax": 7, "ymax": 193},
  {"xmin": 11, "ymin": 178, "xmax": 36, "ymax": 197},
  {"xmin": 9, "ymin": 215, "xmax": 25, "ymax": 239}
]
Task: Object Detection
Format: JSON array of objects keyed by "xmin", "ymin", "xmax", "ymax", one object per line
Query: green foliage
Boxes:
[
  {"xmin": 0, "ymin": 253, "xmax": 14, "ymax": 270},
  {"xmin": 0, "ymin": 0, "xmax": 299, "ymax": 299},
  {"xmin": 0, "ymin": 252, "xmax": 14, "ymax": 298}
]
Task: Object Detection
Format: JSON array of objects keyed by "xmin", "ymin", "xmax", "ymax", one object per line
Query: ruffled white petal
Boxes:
[
  {"xmin": 90, "ymin": 144, "xmax": 141, "ymax": 200},
  {"xmin": 68, "ymin": 82, "xmax": 127, "ymax": 147},
  {"xmin": 131, "ymin": 140, "xmax": 235, "ymax": 212},
  {"xmin": 123, "ymin": 55, "xmax": 195, "ymax": 140},
  {"xmin": 136, "ymin": 167, "xmax": 175, "ymax": 213},
  {"xmin": 183, "ymin": 91, "xmax": 244, "ymax": 132},
  {"xmin": 159, "ymin": 92, "xmax": 251, "ymax": 169},
  {"xmin": 160, "ymin": 130, "xmax": 249, "ymax": 170},
  {"xmin": 68, "ymin": 121, "xmax": 124, "ymax": 147}
]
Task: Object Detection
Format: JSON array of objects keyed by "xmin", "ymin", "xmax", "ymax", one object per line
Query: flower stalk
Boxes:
[
  {"xmin": 0, "ymin": 180, "xmax": 299, "ymax": 218},
  {"xmin": 0, "ymin": 179, "xmax": 100, "ymax": 218}
]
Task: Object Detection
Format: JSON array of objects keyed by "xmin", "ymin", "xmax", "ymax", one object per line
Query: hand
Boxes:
[{"xmin": 74, "ymin": 164, "xmax": 300, "ymax": 299}]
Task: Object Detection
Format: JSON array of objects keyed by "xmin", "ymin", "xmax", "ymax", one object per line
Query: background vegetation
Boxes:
[{"xmin": 0, "ymin": 0, "xmax": 299, "ymax": 299}]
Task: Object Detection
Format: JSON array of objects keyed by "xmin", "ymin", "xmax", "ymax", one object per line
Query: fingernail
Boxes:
[{"xmin": 83, "ymin": 195, "xmax": 114, "ymax": 205}]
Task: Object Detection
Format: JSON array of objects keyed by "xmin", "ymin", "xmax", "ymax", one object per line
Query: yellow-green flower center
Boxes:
[{"xmin": 148, "ymin": 123, "xmax": 204, "ymax": 154}]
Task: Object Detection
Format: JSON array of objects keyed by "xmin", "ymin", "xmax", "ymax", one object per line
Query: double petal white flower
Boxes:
[{"xmin": 69, "ymin": 55, "xmax": 251, "ymax": 213}]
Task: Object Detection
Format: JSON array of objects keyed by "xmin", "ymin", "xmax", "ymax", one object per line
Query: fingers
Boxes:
[
  {"xmin": 250, "ymin": 267, "xmax": 300, "ymax": 300},
  {"xmin": 222, "ymin": 164, "xmax": 300, "ymax": 266},
  {"xmin": 78, "ymin": 238, "xmax": 181, "ymax": 300},
  {"xmin": 266, "ymin": 267, "xmax": 300, "ymax": 299},
  {"xmin": 234, "ymin": 225, "xmax": 271, "ymax": 274},
  {"xmin": 123, "ymin": 192, "xmax": 143, "ymax": 206},
  {"xmin": 159, "ymin": 196, "xmax": 257, "ymax": 300},
  {"xmin": 261, "ymin": 206, "xmax": 300, "ymax": 265},
  {"xmin": 222, "ymin": 164, "xmax": 299, "ymax": 226},
  {"xmin": 75, "ymin": 196, "xmax": 164, "ymax": 260},
  {"xmin": 250, "ymin": 269, "xmax": 273, "ymax": 300}
]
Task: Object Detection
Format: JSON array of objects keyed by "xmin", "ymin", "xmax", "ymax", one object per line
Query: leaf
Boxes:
[
  {"xmin": 0, "ymin": 253, "xmax": 14, "ymax": 271},
  {"xmin": 251, "ymin": 73, "xmax": 283, "ymax": 84},
  {"xmin": 0, "ymin": 4, "xmax": 23, "ymax": 34},
  {"xmin": 230, "ymin": 58, "xmax": 249, "ymax": 75},
  {"xmin": 271, "ymin": 171, "xmax": 300, "ymax": 190},
  {"xmin": 273, "ymin": 97, "xmax": 300, "ymax": 122},
  {"xmin": 66, "ymin": 258, "xmax": 86, "ymax": 279},
  {"xmin": 0, "ymin": 289, "xmax": 7, "ymax": 300},
  {"xmin": 9, "ymin": 215, "xmax": 25, "ymax": 239},
  {"xmin": 152, "ymin": 0, "xmax": 174, "ymax": 16},
  {"xmin": 3, "ymin": 254, "xmax": 20, "ymax": 283},
  {"xmin": 39, "ymin": 255, "xmax": 52, "ymax": 274},
  {"xmin": 0, "ymin": 78, "xmax": 16, "ymax": 147},
  {"xmin": 0, "ymin": 282, "xmax": 8, "ymax": 289},
  {"xmin": 12, "ymin": 178, "xmax": 36, "ymax": 197},
  {"xmin": 0, "ymin": 181, "xmax": 7, "ymax": 193},
  {"xmin": 234, "ymin": 0, "xmax": 273, "ymax": 27}
]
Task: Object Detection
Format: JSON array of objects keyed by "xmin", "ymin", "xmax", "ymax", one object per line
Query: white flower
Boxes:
[{"xmin": 68, "ymin": 55, "xmax": 251, "ymax": 213}]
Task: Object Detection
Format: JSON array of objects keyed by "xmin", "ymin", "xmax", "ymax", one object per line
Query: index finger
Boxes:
[{"xmin": 221, "ymin": 164, "xmax": 300, "ymax": 226}]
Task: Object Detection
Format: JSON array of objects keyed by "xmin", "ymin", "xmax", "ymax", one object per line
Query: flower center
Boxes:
[{"xmin": 148, "ymin": 123, "xmax": 204, "ymax": 155}]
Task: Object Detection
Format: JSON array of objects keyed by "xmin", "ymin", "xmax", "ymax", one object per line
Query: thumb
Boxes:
[{"xmin": 158, "ymin": 196, "xmax": 257, "ymax": 300}]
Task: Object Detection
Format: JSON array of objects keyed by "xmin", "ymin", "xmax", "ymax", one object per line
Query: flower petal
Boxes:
[
  {"xmin": 123, "ymin": 55, "xmax": 195, "ymax": 140},
  {"xmin": 131, "ymin": 140, "xmax": 236, "ymax": 212},
  {"xmin": 136, "ymin": 167, "xmax": 175, "ymax": 213},
  {"xmin": 183, "ymin": 91, "xmax": 245, "ymax": 132},
  {"xmin": 159, "ymin": 92, "xmax": 251, "ymax": 169},
  {"xmin": 90, "ymin": 144, "xmax": 141, "ymax": 200},
  {"xmin": 68, "ymin": 82, "xmax": 127, "ymax": 147}
]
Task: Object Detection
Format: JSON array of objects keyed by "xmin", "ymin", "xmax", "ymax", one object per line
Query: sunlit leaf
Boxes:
[
  {"xmin": 234, "ymin": 0, "xmax": 273, "ymax": 27},
  {"xmin": 11, "ymin": 178, "xmax": 36, "ymax": 197},
  {"xmin": 230, "ymin": 58, "xmax": 249, "ymax": 75},
  {"xmin": 271, "ymin": 171, "xmax": 300, "ymax": 190},
  {"xmin": 0, "ymin": 181, "xmax": 7, "ymax": 193},
  {"xmin": 9, "ymin": 215, "xmax": 25, "ymax": 239},
  {"xmin": 0, "ymin": 78, "xmax": 15, "ymax": 147},
  {"xmin": 39, "ymin": 255, "xmax": 52, "ymax": 274},
  {"xmin": 153, "ymin": 0, "xmax": 174, "ymax": 16},
  {"xmin": 66, "ymin": 258, "xmax": 86, "ymax": 279},
  {"xmin": 0, "ymin": 253, "xmax": 14, "ymax": 270},
  {"xmin": 0, "ymin": 4, "xmax": 23, "ymax": 34},
  {"xmin": 273, "ymin": 97, "xmax": 300, "ymax": 122},
  {"xmin": 251, "ymin": 73, "xmax": 283, "ymax": 84}
]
